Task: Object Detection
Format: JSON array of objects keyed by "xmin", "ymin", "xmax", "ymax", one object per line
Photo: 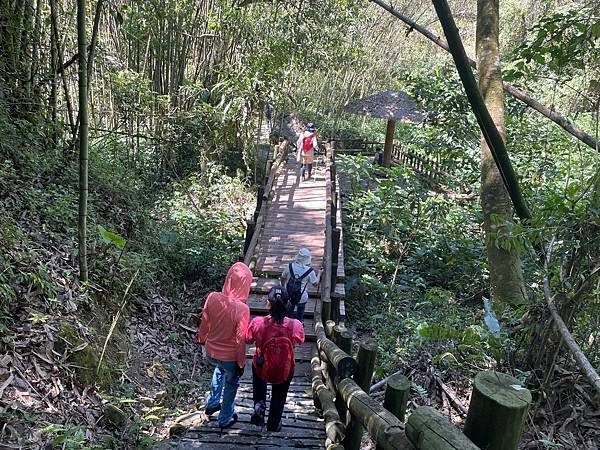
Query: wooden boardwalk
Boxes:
[{"xmin": 160, "ymin": 154, "xmax": 340, "ymax": 448}]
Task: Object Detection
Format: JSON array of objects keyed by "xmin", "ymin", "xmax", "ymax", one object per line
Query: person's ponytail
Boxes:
[{"xmin": 267, "ymin": 287, "xmax": 289, "ymax": 325}]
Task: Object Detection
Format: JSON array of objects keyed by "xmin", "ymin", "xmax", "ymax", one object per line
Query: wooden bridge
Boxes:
[{"xmin": 159, "ymin": 138, "xmax": 532, "ymax": 450}]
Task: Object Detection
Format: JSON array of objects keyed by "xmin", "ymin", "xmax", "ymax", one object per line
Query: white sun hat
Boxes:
[{"xmin": 295, "ymin": 248, "xmax": 311, "ymax": 266}]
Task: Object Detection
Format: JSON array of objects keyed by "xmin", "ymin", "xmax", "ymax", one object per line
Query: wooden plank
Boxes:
[
  {"xmin": 248, "ymin": 295, "xmax": 317, "ymax": 317},
  {"xmin": 189, "ymin": 422, "xmax": 322, "ymax": 438},
  {"xmin": 251, "ymin": 278, "xmax": 344, "ymax": 299},
  {"xmin": 254, "ymin": 262, "xmax": 342, "ymax": 278},
  {"xmin": 180, "ymin": 432, "xmax": 324, "ymax": 447},
  {"xmin": 157, "ymin": 441, "xmax": 322, "ymax": 449}
]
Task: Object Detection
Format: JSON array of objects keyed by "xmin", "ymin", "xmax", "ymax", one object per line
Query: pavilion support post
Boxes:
[{"xmin": 383, "ymin": 119, "xmax": 396, "ymax": 167}]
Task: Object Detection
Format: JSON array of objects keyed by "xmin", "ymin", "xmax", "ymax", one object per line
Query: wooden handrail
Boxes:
[
  {"xmin": 243, "ymin": 149, "xmax": 285, "ymax": 267},
  {"xmin": 338, "ymin": 378, "xmax": 414, "ymax": 450},
  {"xmin": 334, "ymin": 139, "xmax": 448, "ymax": 179},
  {"xmin": 321, "ymin": 143, "xmax": 334, "ymax": 321},
  {"xmin": 315, "ymin": 321, "xmax": 357, "ymax": 378}
]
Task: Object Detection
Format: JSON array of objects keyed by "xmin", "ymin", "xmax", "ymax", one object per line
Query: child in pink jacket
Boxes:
[{"xmin": 196, "ymin": 262, "xmax": 252, "ymax": 429}]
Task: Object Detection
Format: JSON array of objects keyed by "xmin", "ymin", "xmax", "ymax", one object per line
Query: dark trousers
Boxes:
[
  {"xmin": 300, "ymin": 163, "xmax": 313, "ymax": 179},
  {"xmin": 286, "ymin": 301, "xmax": 306, "ymax": 324},
  {"xmin": 252, "ymin": 365, "xmax": 293, "ymax": 429}
]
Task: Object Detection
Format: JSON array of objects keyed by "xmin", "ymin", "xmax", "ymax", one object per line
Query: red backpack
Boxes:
[
  {"xmin": 302, "ymin": 133, "xmax": 315, "ymax": 153},
  {"xmin": 255, "ymin": 319, "xmax": 295, "ymax": 384}
]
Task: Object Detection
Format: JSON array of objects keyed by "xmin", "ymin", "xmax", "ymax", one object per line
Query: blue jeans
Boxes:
[
  {"xmin": 286, "ymin": 302, "xmax": 306, "ymax": 324},
  {"xmin": 206, "ymin": 356, "xmax": 240, "ymax": 426}
]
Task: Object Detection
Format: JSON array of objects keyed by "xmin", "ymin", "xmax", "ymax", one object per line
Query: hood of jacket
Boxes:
[{"xmin": 221, "ymin": 262, "xmax": 252, "ymax": 304}]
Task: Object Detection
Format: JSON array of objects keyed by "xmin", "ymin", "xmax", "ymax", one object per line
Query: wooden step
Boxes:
[
  {"xmin": 250, "ymin": 278, "xmax": 345, "ymax": 298},
  {"xmin": 254, "ymin": 264, "xmax": 344, "ymax": 280},
  {"xmin": 248, "ymin": 294, "xmax": 317, "ymax": 318}
]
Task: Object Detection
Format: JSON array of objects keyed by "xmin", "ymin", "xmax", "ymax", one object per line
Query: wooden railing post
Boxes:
[
  {"xmin": 331, "ymin": 191, "xmax": 337, "ymax": 228},
  {"xmin": 383, "ymin": 373, "xmax": 410, "ymax": 423},
  {"xmin": 338, "ymin": 378, "xmax": 411, "ymax": 450},
  {"xmin": 264, "ymin": 158, "xmax": 272, "ymax": 182},
  {"xmin": 333, "ymin": 324, "xmax": 352, "ymax": 354},
  {"xmin": 325, "ymin": 320, "xmax": 336, "ymax": 338},
  {"xmin": 332, "ymin": 324, "xmax": 353, "ymax": 425},
  {"xmin": 315, "ymin": 323, "xmax": 357, "ymax": 378},
  {"xmin": 331, "ymin": 227, "xmax": 341, "ymax": 321},
  {"xmin": 243, "ymin": 219, "xmax": 255, "ymax": 256},
  {"xmin": 256, "ymin": 186, "xmax": 264, "ymax": 212},
  {"xmin": 464, "ymin": 371, "xmax": 532, "ymax": 450},
  {"xmin": 346, "ymin": 339, "xmax": 377, "ymax": 450},
  {"xmin": 322, "ymin": 299, "xmax": 332, "ymax": 323}
]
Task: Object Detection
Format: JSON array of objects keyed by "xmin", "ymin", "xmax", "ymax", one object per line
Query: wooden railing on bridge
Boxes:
[
  {"xmin": 240, "ymin": 138, "xmax": 532, "ymax": 450},
  {"xmin": 242, "ymin": 149, "xmax": 285, "ymax": 268},
  {"xmin": 329, "ymin": 138, "xmax": 448, "ymax": 181},
  {"xmin": 310, "ymin": 141, "xmax": 532, "ymax": 450}
]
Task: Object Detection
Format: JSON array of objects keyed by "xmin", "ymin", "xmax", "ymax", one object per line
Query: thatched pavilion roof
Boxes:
[{"xmin": 343, "ymin": 90, "xmax": 425, "ymax": 123}]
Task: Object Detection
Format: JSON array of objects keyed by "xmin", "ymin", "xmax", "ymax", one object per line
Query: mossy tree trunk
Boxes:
[
  {"xmin": 77, "ymin": 0, "xmax": 89, "ymax": 282},
  {"xmin": 476, "ymin": 0, "xmax": 525, "ymax": 306}
]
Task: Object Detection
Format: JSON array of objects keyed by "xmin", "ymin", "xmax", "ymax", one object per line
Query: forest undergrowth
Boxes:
[
  {"xmin": 0, "ymin": 104, "xmax": 255, "ymax": 448},
  {"xmin": 314, "ymin": 69, "xmax": 600, "ymax": 449}
]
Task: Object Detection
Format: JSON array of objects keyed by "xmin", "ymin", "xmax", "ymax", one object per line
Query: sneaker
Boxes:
[
  {"xmin": 250, "ymin": 402, "xmax": 266, "ymax": 427},
  {"xmin": 219, "ymin": 413, "xmax": 238, "ymax": 430},
  {"xmin": 266, "ymin": 421, "xmax": 282, "ymax": 432},
  {"xmin": 204, "ymin": 404, "xmax": 221, "ymax": 416}
]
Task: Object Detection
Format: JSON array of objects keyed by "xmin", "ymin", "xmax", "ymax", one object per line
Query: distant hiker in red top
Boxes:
[
  {"xmin": 196, "ymin": 262, "xmax": 252, "ymax": 429},
  {"xmin": 296, "ymin": 122, "xmax": 318, "ymax": 181},
  {"xmin": 246, "ymin": 287, "xmax": 305, "ymax": 432}
]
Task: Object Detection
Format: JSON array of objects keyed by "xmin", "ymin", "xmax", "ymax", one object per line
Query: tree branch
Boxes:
[
  {"xmin": 368, "ymin": 0, "xmax": 599, "ymax": 152},
  {"xmin": 543, "ymin": 238, "xmax": 600, "ymax": 397}
]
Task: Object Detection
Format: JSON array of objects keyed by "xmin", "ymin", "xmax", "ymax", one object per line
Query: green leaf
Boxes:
[{"xmin": 98, "ymin": 225, "xmax": 127, "ymax": 249}]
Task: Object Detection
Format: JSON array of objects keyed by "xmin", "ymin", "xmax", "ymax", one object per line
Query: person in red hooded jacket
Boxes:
[{"xmin": 196, "ymin": 262, "xmax": 252, "ymax": 429}]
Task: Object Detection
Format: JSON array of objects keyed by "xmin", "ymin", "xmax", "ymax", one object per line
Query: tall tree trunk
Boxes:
[
  {"xmin": 50, "ymin": 0, "xmax": 76, "ymax": 135},
  {"xmin": 49, "ymin": 0, "xmax": 58, "ymax": 138},
  {"xmin": 476, "ymin": 0, "xmax": 525, "ymax": 305},
  {"xmin": 77, "ymin": 0, "xmax": 89, "ymax": 282}
]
